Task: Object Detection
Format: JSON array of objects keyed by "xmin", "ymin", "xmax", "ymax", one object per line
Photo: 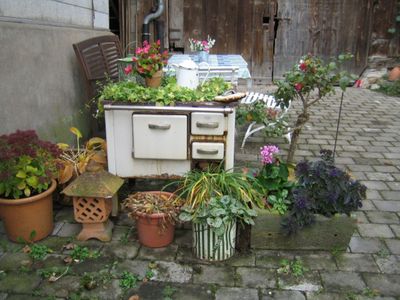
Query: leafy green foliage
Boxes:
[
  {"xmin": 80, "ymin": 269, "xmax": 113, "ymax": 290},
  {"xmin": 376, "ymin": 78, "xmax": 400, "ymax": 96},
  {"xmin": 119, "ymin": 271, "xmax": 139, "ymax": 290},
  {"xmin": 236, "ymin": 100, "xmax": 289, "ymax": 137},
  {"xmin": 170, "ymin": 165, "xmax": 263, "ymax": 216},
  {"xmin": 179, "ymin": 195, "xmax": 257, "ymax": 237},
  {"xmin": 70, "ymin": 245, "xmax": 100, "ymax": 262},
  {"xmin": 0, "ymin": 130, "xmax": 60, "ymax": 199},
  {"xmin": 28, "ymin": 244, "xmax": 53, "ymax": 260},
  {"xmin": 98, "ymin": 77, "xmax": 231, "ymax": 112},
  {"xmin": 277, "ymin": 258, "xmax": 308, "ymax": 277},
  {"xmin": 282, "ymin": 150, "xmax": 366, "ymax": 234},
  {"xmin": 163, "ymin": 285, "xmax": 177, "ymax": 300}
]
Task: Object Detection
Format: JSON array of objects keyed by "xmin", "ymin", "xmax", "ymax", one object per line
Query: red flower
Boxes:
[
  {"xmin": 354, "ymin": 79, "xmax": 362, "ymax": 88},
  {"xmin": 299, "ymin": 62, "xmax": 307, "ymax": 71},
  {"xmin": 124, "ymin": 65, "xmax": 132, "ymax": 75},
  {"xmin": 294, "ymin": 83, "xmax": 303, "ymax": 92},
  {"xmin": 156, "ymin": 39, "xmax": 161, "ymax": 46}
]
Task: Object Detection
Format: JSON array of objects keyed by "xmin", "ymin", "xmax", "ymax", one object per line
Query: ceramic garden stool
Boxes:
[{"xmin": 62, "ymin": 170, "xmax": 124, "ymax": 242}]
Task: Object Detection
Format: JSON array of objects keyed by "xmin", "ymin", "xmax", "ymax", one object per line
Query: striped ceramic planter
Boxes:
[{"xmin": 192, "ymin": 220, "xmax": 237, "ymax": 261}]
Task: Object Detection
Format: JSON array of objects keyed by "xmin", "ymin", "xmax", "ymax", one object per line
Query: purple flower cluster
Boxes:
[{"xmin": 260, "ymin": 145, "xmax": 279, "ymax": 165}]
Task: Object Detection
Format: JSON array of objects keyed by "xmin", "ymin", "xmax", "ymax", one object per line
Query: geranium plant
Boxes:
[
  {"xmin": 124, "ymin": 40, "xmax": 168, "ymax": 78},
  {"xmin": 189, "ymin": 35, "xmax": 215, "ymax": 53},
  {"xmin": 274, "ymin": 53, "xmax": 355, "ymax": 163},
  {"xmin": 0, "ymin": 130, "xmax": 60, "ymax": 199}
]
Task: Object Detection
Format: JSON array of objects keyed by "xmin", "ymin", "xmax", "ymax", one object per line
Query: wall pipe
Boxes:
[{"xmin": 142, "ymin": 0, "xmax": 164, "ymax": 43}]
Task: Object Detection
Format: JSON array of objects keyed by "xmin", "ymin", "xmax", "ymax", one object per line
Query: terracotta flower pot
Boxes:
[
  {"xmin": 145, "ymin": 70, "xmax": 163, "ymax": 88},
  {"xmin": 0, "ymin": 180, "xmax": 56, "ymax": 242},
  {"xmin": 388, "ymin": 66, "xmax": 400, "ymax": 81}
]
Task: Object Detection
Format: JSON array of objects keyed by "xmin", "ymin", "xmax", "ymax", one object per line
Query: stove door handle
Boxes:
[
  {"xmin": 197, "ymin": 149, "xmax": 219, "ymax": 155},
  {"xmin": 148, "ymin": 123, "xmax": 171, "ymax": 130},
  {"xmin": 196, "ymin": 121, "xmax": 219, "ymax": 129}
]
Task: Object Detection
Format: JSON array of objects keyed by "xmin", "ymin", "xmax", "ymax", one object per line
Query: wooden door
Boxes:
[{"xmin": 273, "ymin": 0, "xmax": 373, "ymax": 79}]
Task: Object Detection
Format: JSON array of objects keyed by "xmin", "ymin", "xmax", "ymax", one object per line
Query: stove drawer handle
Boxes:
[
  {"xmin": 196, "ymin": 121, "xmax": 219, "ymax": 129},
  {"xmin": 197, "ymin": 149, "xmax": 219, "ymax": 155},
  {"xmin": 148, "ymin": 124, "xmax": 171, "ymax": 130}
]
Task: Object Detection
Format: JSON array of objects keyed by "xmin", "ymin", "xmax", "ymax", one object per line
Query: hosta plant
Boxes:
[
  {"xmin": 0, "ymin": 130, "xmax": 60, "ymax": 199},
  {"xmin": 282, "ymin": 150, "xmax": 366, "ymax": 234}
]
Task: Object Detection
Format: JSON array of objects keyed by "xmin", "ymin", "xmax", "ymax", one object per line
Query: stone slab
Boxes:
[
  {"xmin": 101, "ymin": 241, "xmax": 140, "ymax": 260},
  {"xmin": 320, "ymin": 271, "xmax": 366, "ymax": 293},
  {"xmin": 362, "ymin": 274, "xmax": 400, "ymax": 297},
  {"xmin": 277, "ymin": 271, "xmax": 321, "ymax": 292},
  {"xmin": 38, "ymin": 275, "xmax": 81, "ymax": 298},
  {"xmin": 349, "ymin": 237, "xmax": 387, "ymax": 254},
  {"xmin": 236, "ymin": 267, "xmax": 276, "ymax": 288},
  {"xmin": 0, "ymin": 272, "xmax": 41, "ymax": 294},
  {"xmin": 262, "ymin": 290, "xmax": 306, "ymax": 300},
  {"xmin": 137, "ymin": 244, "xmax": 178, "ymax": 262},
  {"xmin": 135, "ymin": 282, "xmax": 213, "ymax": 300},
  {"xmin": 216, "ymin": 287, "xmax": 258, "ymax": 300},
  {"xmin": 252, "ymin": 211, "xmax": 356, "ymax": 250},
  {"xmin": 374, "ymin": 255, "xmax": 400, "ymax": 274},
  {"xmin": 385, "ymin": 239, "xmax": 400, "ymax": 255},
  {"xmin": 335, "ymin": 253, "xmax": 379, "ymax": 272},
  {"xmin": 193, "ymin": 265, "xmax": 235, "ymax": 286},
  {"xmin": 154, "ymin": 261, "xmax": 192, "ymax": 283},
  {"xmin": 358, "ymin": 224, "xmax": 395, "ymax": 238}
]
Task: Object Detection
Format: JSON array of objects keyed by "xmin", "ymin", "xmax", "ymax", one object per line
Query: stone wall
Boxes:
[{"xmin": 0, "ymin": 0, "xmax": 110, "ymax": 143}]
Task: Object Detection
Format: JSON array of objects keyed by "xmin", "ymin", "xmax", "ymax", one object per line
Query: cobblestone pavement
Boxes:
[{"xmin": 0, "ymin": 88, "xmax": 399, "ymax": 299}]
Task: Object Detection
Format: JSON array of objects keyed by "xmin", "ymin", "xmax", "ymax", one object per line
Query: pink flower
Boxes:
[
  {"xmin": 156, "ymin": 39, "xmax": 160, "ymax": 46},
  {"xmin": 299, "ymin": 62, "xmax": 307, "ymax": 71},
  {"xmin": 135, "ymin": 48, "xmax": 142, "ymax": 55},
  {"xmin": 124, "ymin": 65, "xmax": 132, "ymax": 75},
  {"xmin": 355, "ymin": 79, "xmax": 362, "ymax": 88},
  {"xmin": 294, "ymin": 83, "xmax": 303, "ymax": 92},
  {"xmin": 260, "ymin": 145, "xmax": 279, "ymax": 165}
]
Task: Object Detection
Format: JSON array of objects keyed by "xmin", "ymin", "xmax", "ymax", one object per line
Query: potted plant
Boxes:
[
  {"xmin": 172, "ymin": 166, "xmax": 262, "ymax": 260},
  {"xmin": 123, "ymin": 191, "xmax": 182, "ymax": 248},
  {"xmin": 188, "ymin": 35, "xmax": 215, "ymax": 62},
  {"xmin": 252, "ymin": 149, "xmax": 367, "ymax": 250},
  {"xmin": 0, "ymin": 130, "xmax": 60, "ymax": 242},
  {"xmin": 124, "ymin": 40, "xmax": 169, "ymax": 88}
]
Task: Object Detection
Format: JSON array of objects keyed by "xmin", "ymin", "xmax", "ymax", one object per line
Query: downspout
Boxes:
[{"xmin": 142, "ymin": 0, "xmax": 165, "ymax": 43}]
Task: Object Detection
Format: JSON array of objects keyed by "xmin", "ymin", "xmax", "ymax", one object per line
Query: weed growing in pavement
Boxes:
[
  {"xmin": 376, "ymin": 248, "xmax": 390, "ymax": 259},
  {"xmin": 162, "ymin": 285, "xmax": 177, "ymax": 300},
  {"xmin": 277, "ymin": 258, "xmax": 308, "ymax": 277},
  {"xmin": 70, "ymin": 245, "xmax": 100, "ymax": 262},
  {"xmin": 362, "ymin": 287, "xmax": 380, "ymax": 297},
  {"xmin": 27, "ymin": 244, "xmax": 53, "ymax": 260},
  {"xmin": 119, "ymin": 271, "xmax": 139, "ymax": 290}
]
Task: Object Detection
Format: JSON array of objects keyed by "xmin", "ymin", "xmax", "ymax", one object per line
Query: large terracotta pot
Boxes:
[
  {"xmin": 134, "ymin": 191, "xmax": 176, "ymax": 248},
  {"xmin": 0, "ymin": 180, "xmax": 56, "ymax": 242},
  {"xmin": 145, "ymin": 70, "xmax": 163, "ymax": 88},
  {"xmin": 388, "ymin": 66, "xmax": 400, "ymax": 81}
]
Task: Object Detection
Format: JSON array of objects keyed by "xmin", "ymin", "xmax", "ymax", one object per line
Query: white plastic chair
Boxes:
[{"xmin": 239, "ymin": 92, "xmax": 291, "ymax": 148}]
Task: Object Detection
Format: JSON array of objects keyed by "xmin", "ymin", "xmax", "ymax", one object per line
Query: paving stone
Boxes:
[
  {"xmin": 296, "ymin": 253, "xmax": 337, "ymax": 271},
  {"xmin": 0, "ymin": 293, "xmax": 6, "ymax": 300},
  {"xmin": 353, "ymin": 211, "xmax": 369, "ymax": 223},
  {"xmin": 32, "ymin": 254, "xmax": 67, "ymax": 271},
  {"xmin": 389, "ymin": 225, "xmax": 400, "ymax": 238},
  {"xmin": 373, "ymin": 166, "xmax": 399, "ymax": 173},
  {"xmin": 374, "ymin": 255, "xmax": 400, "ymax": 274},
  {"xmin": 366, "ymin": 211, "xmax": 400, "ymax": 224},
  {"xmin": 154, "ymin": 261, "xmax": 192, "ymax": 283},
  {"xmin": 366, "ymin": 189, "xmax": 383, "ymax": 200},
  {"xmin": 362, "ymin": 274, "xmax": 400, "ymax": 297},
  {"xmin": 69, "ymin": 256, "xmax": 114, "ymax": 275},
  {"xmin": 387, "ymin": 182, "xmax": 400, "ymax": 190},
  {"xmin": 0, "ymin": 253, "xmax": 31, "ymax": 272},
  {"xmin": 137, "ymin": 244, "xmax": 178, "ymax": 261},
  {"xmin": 102, "ymin": 241, "xmax": 140, "ymax": 259},
  {"xmin": 255, "ymin": 250, "xmax": 295, "ymax": 268},
  {"xmin": 277, "ymin": 271, "xmax": 321, "ymax": 292},
  {"xmin": 136, "ymin": 282, "xmax": 213, "ymax": 300},
  {"xmin": 366, "ymin": 172, "xmax": 395, "ymax": 181},
  {"xmin": 51, "ymin": 222, "xmax": 65, "ymax": 236},
  {"xmin": 385, "ymin": 239, "xmax": 400, "ymax": 255},
  {"xmin": 358, "ymin": 224, "xmax": 395, "ymax": 238},
  {"xmin": 2, "ymin": 295, "xmax": 45, "ymax": 300},
  {"xmin": 359, "ymin": 200, "xmax": 376, "ymax": 211},
  {"xmin": 261, "ymin": 289, "xmax": 306, "ymax": 300},
  {"xmin": 306, "ymin": 292, "xmax": 344, "ymax": 300},
  {"xmin": 379, "ymin": 191, "xmax": 400, "ymax": 201},
  {"xmin": 38, "ymin": 275, "xmax": 81, "ymax": 298},
  {"xmin": 114, "ymin": 259, "xmax": 150, "ymax": 278},
  {"xmin": 223, "ymin": 252, "xmax": 255, "ymax": 267},
  {"xmin": 0, "ymin": 272, "xmax": 41, "ymax": 294},
  {"xmin": 36, "ymin": 236, "xmax": 72, "ymax": 252},
  {"xmin": 320, "ymin": 271, "xmax": 366, "ymax": 293},
  {"xmin": 113, "ymin": 212, "xmax": 136, "ymax": 227},
  {"xmin": 361, "ymin": 181, "xmax": 389, "ymax": 190},
  {"xmin": 236, "ymin": 267, "xmax": 276, "ymax": 288},
  {"xmin": 193, "ymin": 265, "xmax": 235, "ymax": 286},
  {"xmin": 335, "ymin": 253, "xmax": 379, "ymax": 272},
  {"xmin": 215, "ymin": 287, "xmax": 258, "ymax": 300},
  {"xmin": 56, "ymin": 223, "xmax": 81, "ymax": 237},
  {"xmin": 110, "ymin": 224, "xmax": 137, "ymax": 243},
  {"xmin": 80, "ymin": 279, "xmax": 123, "ymax": 300},
  {"xmin": 54, "ymin": 208, "xmax": 75, "ymax": 223},
  {"xmin": 373, "ymin": 201, "xmax": 400, "ymax": 212},
  {"xmin": 349, "ymin": 236, "xmax": 387, "ymax": 254}
]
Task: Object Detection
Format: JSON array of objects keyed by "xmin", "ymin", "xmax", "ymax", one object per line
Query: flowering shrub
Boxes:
[
  {"xmin": 274, "ymin": 53, "xmax": 355, "ymax": 163},
  {"xmin": 0, "ymin": 130, "xmax": 60, "ymax": 199},
  {"xmin": 188, "ymin": 35, "xmax": 215, "ymax": 53},
  {"xmin": 282, "ymin": 150, "xmax": 366, "ymax": 234},
  {"xmin": 124, "ymin": 40, "xmax": 168, "ymax": 78}
]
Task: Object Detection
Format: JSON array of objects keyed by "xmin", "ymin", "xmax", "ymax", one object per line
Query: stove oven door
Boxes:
[{"xmin": 132, "ymin": 114, "xmax": 188, "ymax": 160}]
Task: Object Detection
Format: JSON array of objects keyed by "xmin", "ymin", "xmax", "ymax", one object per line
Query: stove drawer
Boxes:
[
  {"xmin": 132, "ymin": 114, "xmax": 187, "ymax": 160},
  {"xmin": 192, "ymin": 142, "xmax": 224, "ymax": 160},
  {"xmin": 191, "ymin": 112, "xmax": 225, "ymax": 135}
]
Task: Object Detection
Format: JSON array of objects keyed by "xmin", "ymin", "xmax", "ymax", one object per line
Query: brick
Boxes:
[
  {"xmin": 349, "ymin": 236, "xmax": 386, "ymax": 254},
  {"xmin": 296, "ymin": 253, "xmax": 337, "ymax": 271},
  {"xmin": 358, "ymin": 224, "xmax": 395, "ymax": 238},
  {"xmin": 372, "ymin": 166, "xmax": 399, "ymax": 173},
  {"xmin": 359, "ymin": 200, "xmax": 376, "ymax": 211},
  {"xmin": 379, "ymin": 191, "xmax": 400, "ymax": 201},
  {"xmin": 366, "ymin": 189, "xmax": 383, "ymax": 200},
  {"xmin": 348, "ymin": 165, "xmax": 374, "ymax": 172}
]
